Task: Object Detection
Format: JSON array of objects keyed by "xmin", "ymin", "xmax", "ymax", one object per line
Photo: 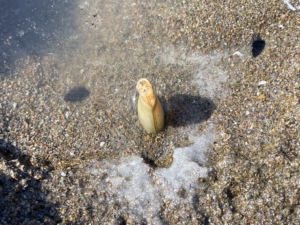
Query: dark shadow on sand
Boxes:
[
  {"xmin": 0, "ymin": 106, "xmax": 61, "ymax": 224},
  {"xmin": 64, "ymin": 86, "xmax": 90, "ymax": 102},
  {"xmin": 0, "ymin": 139, "xmax": 61, "ymax": 224},
  {"xmin": 251, "ymin": 34, "xmax": 265, "ymax": 58},
  {"xmin": 164, "ymin": 94, "xmax": 216, "ymax": 127}
]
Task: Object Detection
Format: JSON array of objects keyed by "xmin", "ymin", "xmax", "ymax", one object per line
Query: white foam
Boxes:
[
  {"xmin": 89, "ymin": 156, "xmax": 163, "ymax": 224},
  {"xmin": 154, "ymin": 126, "xmax": 214, "ymax": 205},
  {"xmin": 88, "ymin": 127, "xmax": 214, "ymax": 224}
]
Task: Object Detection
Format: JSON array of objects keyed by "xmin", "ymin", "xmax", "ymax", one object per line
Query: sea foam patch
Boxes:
[{"xmin": 88, "ymin": 127, "xmax": 213, "ymax": 224}]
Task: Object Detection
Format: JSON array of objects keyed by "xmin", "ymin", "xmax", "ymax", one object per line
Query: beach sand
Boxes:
[{"xmin": 1, "ymin": 0, "xmax": 300, "ymax": 224}]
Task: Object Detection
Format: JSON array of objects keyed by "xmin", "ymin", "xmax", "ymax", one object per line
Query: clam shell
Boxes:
[{"xmin": 136, "ymin": 78, "xmax": 164, "ymax": 134}]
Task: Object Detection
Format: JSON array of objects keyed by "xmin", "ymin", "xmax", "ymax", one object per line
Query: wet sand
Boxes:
[{"xmin": 1, "ymin": 0, "xmax": 300, "ymax": 224}]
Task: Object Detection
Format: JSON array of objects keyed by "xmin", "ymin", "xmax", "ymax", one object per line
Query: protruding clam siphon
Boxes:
[{"xmin": 136, "ymin": 78, "xmax": 164, "ymax": 134}]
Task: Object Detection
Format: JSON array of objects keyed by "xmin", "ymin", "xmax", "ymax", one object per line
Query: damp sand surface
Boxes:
[{"xmin": 1, "ymin": 0, "xmax": 300, "ymax": 224}]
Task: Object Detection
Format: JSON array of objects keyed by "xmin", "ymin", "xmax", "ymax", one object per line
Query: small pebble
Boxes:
[
  {"xmin": 100, "ymin": 142, "xmax": 105, "ymax": 147},
  {"xmin": 65, "ymin": 111, "xmax": 69, "ymax": 119},
  {"xmin": 258, "ymin": 81, "xmax": 267, "ymax": 86},
  {"xmin": 233, "ymin": 51, "xmax": 243, "ymax": 57},
  {"xmin": 61, "ymin": 172, "xmax": 67, "ymax": 177}
]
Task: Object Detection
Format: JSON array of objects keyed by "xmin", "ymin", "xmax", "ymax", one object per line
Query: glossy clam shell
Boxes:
[{"xmin": 136, "ymin": 78, "xmax": 164, "ymax": 134}]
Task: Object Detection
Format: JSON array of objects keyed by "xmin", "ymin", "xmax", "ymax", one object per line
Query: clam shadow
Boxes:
[
  {"xmin": 0, "ymin": 139, "xmax": 61, "ymax": 224},
  {"xmin": 164, "ymin": 94, "xmax": 216, "ymax": 127}
]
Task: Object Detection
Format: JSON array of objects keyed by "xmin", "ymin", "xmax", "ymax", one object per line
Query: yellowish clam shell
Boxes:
[{"xmin": 136, "ymin": 78, "xmax": 164, "ymax": 134}]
